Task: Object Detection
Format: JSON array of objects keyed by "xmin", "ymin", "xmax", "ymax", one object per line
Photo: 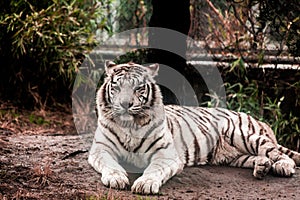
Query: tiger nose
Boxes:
[{"xmin": 120, "ymin": 101, "xmax": 133, "ymax": 109}]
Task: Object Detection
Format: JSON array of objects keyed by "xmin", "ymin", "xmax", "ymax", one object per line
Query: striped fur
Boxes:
[{"xmin": 88, "ymin": 61, "xmax": 300, "ymax": 194}]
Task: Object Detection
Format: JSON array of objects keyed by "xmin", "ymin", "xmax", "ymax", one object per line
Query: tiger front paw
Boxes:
[
  {"xmin": 131, "ymin": 176, "xmax": 161, "ymax": 194},
  {"xmin": 101, "ymin": 169, "xmax": 129, "ymax": 190},
  {"xmin": 272, "ymin": 159, "xmax": 295, "ymax": 177},
  {"xmin": 253, "ymin": 157, "xmax": 273, "ymax": 179}
]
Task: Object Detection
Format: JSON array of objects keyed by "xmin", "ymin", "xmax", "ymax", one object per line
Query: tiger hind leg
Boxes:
[
  {"xmin": 231, "ymin": 137, "xmax": 296, "ymax": 177},
  {"xmin": 278, "ymin": 144, "xmax": 300, "ymax": 166},
  {"xmin": 229, "ymin": 155, "xmax": 273, "ymax": 179},
  {"xmin": 256, "ymin": 140, "xmax": 296, "ymax": 177}
]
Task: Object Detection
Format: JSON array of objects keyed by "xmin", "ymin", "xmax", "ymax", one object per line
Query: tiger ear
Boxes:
[
  {"xmin": 104, "ymin": 60, "xmax": 117, "ymax": 75},
  {"xmin": 148, "ymin": 63, "xmax": 159, "ymax": 77}
]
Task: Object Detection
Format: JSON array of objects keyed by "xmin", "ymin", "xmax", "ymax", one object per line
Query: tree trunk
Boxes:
[{"xmin": 147, "ymin": 0, "xmax": 209, "ymax": 105}]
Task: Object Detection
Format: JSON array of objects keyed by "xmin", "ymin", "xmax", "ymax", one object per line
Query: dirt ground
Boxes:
[{"xmin": 1, "ymin": 107, "xmax": 300, "ymax": 200}]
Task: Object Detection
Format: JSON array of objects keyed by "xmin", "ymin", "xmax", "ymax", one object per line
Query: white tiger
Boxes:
[{"xmin": 88, "ymin": 61, "xmax": 300, "ymax": 194}]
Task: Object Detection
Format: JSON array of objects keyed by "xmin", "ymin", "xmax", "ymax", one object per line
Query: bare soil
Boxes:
[{"xmin": 1, "ymin": 106, "xmax": 300, "ymax": 200}]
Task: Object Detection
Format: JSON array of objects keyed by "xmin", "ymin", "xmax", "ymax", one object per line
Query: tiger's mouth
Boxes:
[
  {"xmin": 114, "ymin": 112, "xmax": 151, "ymax": 128},
  {"xmin": 119, "ymin": 113, "xmax": 134, "ymax": 121}
]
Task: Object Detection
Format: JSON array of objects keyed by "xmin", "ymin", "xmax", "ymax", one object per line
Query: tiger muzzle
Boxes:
[{"xmin": 120, "ymin": 101, "xmax": 133, "ymax": 110}]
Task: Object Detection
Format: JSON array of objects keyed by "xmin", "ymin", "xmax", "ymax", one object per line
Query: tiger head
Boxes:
[{"xmin": 96, "ymin": 61, "xmax": 164, "ymax": 128}]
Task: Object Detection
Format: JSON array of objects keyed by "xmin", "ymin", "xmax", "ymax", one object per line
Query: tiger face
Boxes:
[{"xmin": 97, "ymin": 61, "xmax": 163, "ymax": 128}]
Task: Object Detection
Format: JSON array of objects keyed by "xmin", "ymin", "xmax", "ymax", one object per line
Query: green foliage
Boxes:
[
  {"xmin": 29, "ymin": 113, "xmax": 49, "ymax": 125},
  {"xmin": 228, "ymin": 58, "xmax": 247, "ymax": 81},
  {"xmin": 116, "ymin": 0, "xmax": 152, "ymax": 32},
  {"xmin": 258, "ymin": 0, "xmax": 300, "ymax": 56},
  {"xmin": 191, "ymin": 0, "xmax": 300, "ymax": 56},
  {"xmin": 225, "ymin": 81, "xmax": 261, "ymax": 119},
  {"xmin": 0, "ymin": 0, "xmax": 110, "ymax": 108},
  {"xmin": 115, "ymin": 49, "xmax": 149, "ymax": 64},
  {"xmin": 0, "ymin": 108, "xmax": 20, "ymax": 120}
]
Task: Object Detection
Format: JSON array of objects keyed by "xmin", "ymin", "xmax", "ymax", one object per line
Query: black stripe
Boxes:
[
  {"xmin": 248, "ymin": 115, "xmax": 255, "ymax": 135},
  {"xmin": 166, "ymin": 107, "xmax": 199, "ymax": 165},
  {"xmin": 106, "ymin": 82, "xmax": 114, "ymax": 105},
  {"xmin": 258, "ymin": 123, "xmax": 264, "ymax": 135},
  {"xmin": 221, "ymin": 117, "xmax": 231, "ymax": 136},
  {"xmin": 95, "ymin": 140, "xmax": 119, "ymax": 155},
  {"xmin": 200, "ymin": 107, "xmax": 221, "ymax": 121},
  {"xmin": 183, "ymin": 107, "xmax": 210, "ymax": 132},
  {"xmin": 215, "ymin": 112, "xmax": 233, "ymax": 144},
  {"xmin": 215, "ymin": 107, "xmax": 231, "ymax": 117},
  {"xmin": 217, "ymin": 108, "xmax": 237, "ymax": 146},
  {"xmin": 250, "ymin": 143, "xmax": 256, "ymax": 155},
  {"xmin": 229, "ymin": 117, "xmax": 236, "ymax": 146},
  {"xmin": 110, "ymin": 75, "xmax": 117, "ymax": 84},
  {"xmin": 100, "ymin": 121, "xmax": 125, "ymax": 150},
  {"xmin": 145, "ymin": 135, "xmax": 164, "ymax": 153},
  {"xmin": 197, "ymin": 124, "xmax": 208, "ymax": 135},
  {"xmin": 255, "ymin": 138, "xmax": 260, "ymax": 154},
  {"xmin": 176, "ymin": 107, "xmax": 208, "ymax": 130},
  {"xmin": 201, "ymin": 114, "xmax": 219, "ymax": 146},
  {"xmin": 247, "ymin": 116, "xmax": 256, "ymax": 154},
  {"xmin": 206, "ymin": 151, "xmax": 213, "ymax": 163},
  {"xmin": 194, "ymin": 138, "xmax": 200, "ymax": 165},
  {"xmin": 144, "ymin": 83, "xmax": 150, "ymax": 103},
  {"xmin": 166, "ymin": 109, "xmax": 189, "ymax": 165},
  {"xmin": 265, "ymin": 147, "xmax": 276, "ymax": 157},
  {"xmin": 150, "ymin": 83, "xmax": 156, "ymax": 107},
  {"xmin": 133, "ymin": 119, "xmax": 164, "ymax": 153},
  {"xmin": 260, "ymin": 139, "xmax": 267, "ymax": 146},
  {"xmin": 256, "ymin": 138, "xmax": 267, "ymax": 155},
  {"xmin": 176, "ymin": 106, "xmax": 215, "ymax": 150},
  {"xmin": 184, "ymin": 149, "xmax": 189, "ymax": 166},
  {"xmin": 238, "ymin": 113, "xmax": 251, "ymax": 154},
  {"xmin": 100, "ymin": 82, "xmax": 109, "ymax": 106},
  {"xmin": 167, "ymin": 117, "xmax": 173, "ymax": 135},
  {"xmin": 148, "ymin": 142, "xmax": 172, "ymax": 161},
  {"xmin": 240, "ymin": 155, "xmax": 251, "ymax": 167}
]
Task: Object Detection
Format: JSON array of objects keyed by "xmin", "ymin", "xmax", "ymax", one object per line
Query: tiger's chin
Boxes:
[{"xmin": 115, "ymin": 114, "xmax": 151, "ymax": 128}]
